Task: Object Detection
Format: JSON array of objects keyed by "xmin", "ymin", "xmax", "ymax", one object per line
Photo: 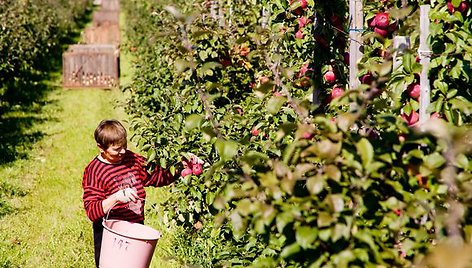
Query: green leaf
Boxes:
[
  {"xmin": 354, "ymin": 231, "xmax": 377, "ymax": 251},
  {"xmin": 317, "ymin": 212, "xmax": 334, "ymax": 227},
  {"xmin": 327, "ymin": 194, "xmax": 344, "ymax": 212},
  {"xmin": 356, "ymin": 138, "xmax": 374, "ymax": 169},
  {"xmin": 147, "ymin": 150, "xmax": 156, "ymax": 163},
  {"xmin": 325, "ymin": 165, "xmax": 341, "ymax": 181},
  {"xmin": 215, "ymin": 139, "xmax": 239, "ymax": 161},
  {"xmin": 184, "ymin": 114, "xmax": 203, "ymax": 130},
  {"xmin": 402, "ymin": 53, "xmax": 412, "ymax": 73},
  {"xmin": 266, "ymin": 96, "xmax": 286, "ymax": 114},
  {"xmin": 281, "ymin": 243, "xmax": 301, "ymax": 258},
  {"xmin": 276, "ymin": 212, "xmax": 294, "ymax": 233},
  {"xmin": 241, "ymin": 151, "xmax": 269, "ymax": 165},
  {"xmin": 424, "ymin": 152, "xmax": 446, "ymax": 169},
  {"xmin": 200, "ymin": 61, "xmax": 222, "ymax": 75},
  {"xmin": 306, "ymin": 174, "xmax": 323, "ymax": 194},
  {"xmin": 295, "ymin": 226, "xmax": 318, "ymax": 249},
  {"xmin": 174, "ymin": 59, "xmax": 196, "ymax": 73}
]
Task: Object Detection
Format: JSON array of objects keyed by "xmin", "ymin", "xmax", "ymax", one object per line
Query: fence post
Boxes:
[
  {"xmin": 418, "ymin": 5, "xmax": 432, "ymax": 126},
  {"xmin": 349, "ymin": 0, "xmax": 364, "ymax": 90}
]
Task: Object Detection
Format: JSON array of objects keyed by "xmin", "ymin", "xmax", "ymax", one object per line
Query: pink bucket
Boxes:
[{"xmin": 99, "ymin": 219, "xmax": 161, "ymax": 268}]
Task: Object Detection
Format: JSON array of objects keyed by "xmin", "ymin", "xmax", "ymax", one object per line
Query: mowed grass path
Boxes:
[
  {"xmin": 0, "ymin": 88, "xmax": 125, "ymax": 267},
  {"xmin": 0, "ymin": 87, "xmax": 179, "ymax": 267}
]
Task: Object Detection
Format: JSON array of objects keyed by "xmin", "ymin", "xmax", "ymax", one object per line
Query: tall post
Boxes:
[
  {"xmin": 349, "ymin": 0, "xmax": 363, "ymax": 90},
  {"xmin": 418, "ymin": 5, "xmax": 432, "ymax": 126}
]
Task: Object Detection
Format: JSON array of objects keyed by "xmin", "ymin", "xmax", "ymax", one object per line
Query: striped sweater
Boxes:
[{"xmin": 82, "ymin": 150, "xmax": 175, "ymax": 223}]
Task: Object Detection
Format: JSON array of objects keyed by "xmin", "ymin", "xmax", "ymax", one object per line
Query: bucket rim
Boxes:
[{"xmin": 102, "ymin": 219, "xmax": 162, "ymax": 241}]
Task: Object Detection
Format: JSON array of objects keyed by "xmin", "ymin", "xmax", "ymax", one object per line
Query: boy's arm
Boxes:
[
  {"xmin": 83, "ymin": 184, "xmax": 106, "ymax": 222},
  {"xmin": 144, "ymin": 163, "xmax": 182, "ymax": 187}
]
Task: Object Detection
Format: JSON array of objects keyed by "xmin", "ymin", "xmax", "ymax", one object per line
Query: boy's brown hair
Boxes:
[{"xmin": 94, "ymin": 119, "xmax": 127, "ymax": 149}]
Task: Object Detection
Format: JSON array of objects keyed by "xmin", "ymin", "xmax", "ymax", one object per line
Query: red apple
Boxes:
[
  {"xmin": 299, "ymin": 0, "xmax": 307, "ymax": 9},
  {"xmin": 447, "ymin": 1, "xmax": 455, "ymax": 13},
  {"xmin": 458, "ymin": 1, "xmax": 469, "ymax": 13},
  {"xmin": 192, "ymin": 164, "xmax": 203, "ymax": 176},
  {"xmin": 343, "ymin": 52, "xmax": 350, "ymax": 65},
  {"xmin": 393, "ymin": 208, "xmax": 402, "ymax": 216},
  {"xmin": 324, "ymin": 71, "xmax": 336, "ymax": 84},
  {"xmin": 295, "ymin": 29, "xmax": 304, "ymax": 39},
  {"xmin": 407, "ymin": 83, "xmax": 421, "ymax": 99},
  {"xmin": 302, "ymin": 132, "xmax": 315, "ymax": 139},
  {"xmin": 431, "ymin": 112, "xmax": 441, "ymax": 119},
  {"xmin": 374, "ymin": 27, "xmax": 389, "ymax": 37},
  {"xmin": 359, "ymin": 73, "xmax": 374, "ymax": 85},
  {"xmin": 401, "ymin": 110, "xmax": 419, "ymax": 126},
  {"xmin": 298, "ymin": 17, "xmax": 310, "ymax": 28},
  {"xmin": 368, "ymin": 17, "xmax": 377, "ymax": 28},
  {"xmin": 251, "ymin": 127, "xmax": 259, "ymax": 136},
  {"xmin": 219, "ymin": 58, "xmax": 231, "ymax": 67},
  {"xmin": 181, "ymin": 168, "xmax": 193, "ymax": 177},
  {"xmin": 298, "ymin": 62, "xmax": 312, "ymax": 77},
  {"xmin": 374, "ymin": 12, "xmax": 390, "ymax": 29},
  {"xmin": 331, "ymin": 87, "xmax": 345, "ymax": 99}
]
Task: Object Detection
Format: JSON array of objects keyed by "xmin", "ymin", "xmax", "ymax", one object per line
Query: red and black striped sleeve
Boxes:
[{"xmin": 82, "ymin": 159, "xmax": 106, "ymax": 222}]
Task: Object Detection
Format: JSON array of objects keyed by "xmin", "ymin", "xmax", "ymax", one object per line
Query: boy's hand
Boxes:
[{"xmin": 112, "ymin": 188, "xmax": 138, "ymax": 203}]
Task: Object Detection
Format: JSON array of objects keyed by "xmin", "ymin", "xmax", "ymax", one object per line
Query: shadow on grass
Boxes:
[
  {"xmin": 0, "ymin": 7, "xmax": 94, "ymax": 218},
  {"xmin": 0, "ymin": 4, "xmax": 93, "ymax": 165}
]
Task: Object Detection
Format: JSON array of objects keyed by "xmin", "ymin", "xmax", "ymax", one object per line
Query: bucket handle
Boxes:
[{"xmin": 103, "ymin": 195, "xmax": 144, "ymax": 223}]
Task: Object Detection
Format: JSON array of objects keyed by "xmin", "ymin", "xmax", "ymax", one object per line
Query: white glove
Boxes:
[{"xmin": 112, "ymin": 188, "xmax": 138, "ymax": 203}]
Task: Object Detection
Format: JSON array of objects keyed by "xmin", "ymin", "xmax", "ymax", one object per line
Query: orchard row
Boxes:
[{"xmin": 122, "ymin": 0, "xmax": 471, "ymax": 267}]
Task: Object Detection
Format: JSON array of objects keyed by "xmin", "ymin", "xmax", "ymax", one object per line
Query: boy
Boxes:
[{"xmin": 82, "ymin": 119, "xmax": 189, "ymax": 267}]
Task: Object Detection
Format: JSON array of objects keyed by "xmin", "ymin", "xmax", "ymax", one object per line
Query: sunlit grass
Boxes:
[{"xmin": 0, "ymin": 88, "xmax": 123, "ymax": 267}]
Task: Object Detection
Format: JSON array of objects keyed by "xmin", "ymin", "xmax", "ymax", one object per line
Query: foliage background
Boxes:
[{"xmin": 121, "ymin": 0, "xmax": 471, "ymax": 267}]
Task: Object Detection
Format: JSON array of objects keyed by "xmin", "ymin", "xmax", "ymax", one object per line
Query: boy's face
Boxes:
[{"xmin": 98, "ymin": 143, "xmax": 127, "ymax": 164}]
